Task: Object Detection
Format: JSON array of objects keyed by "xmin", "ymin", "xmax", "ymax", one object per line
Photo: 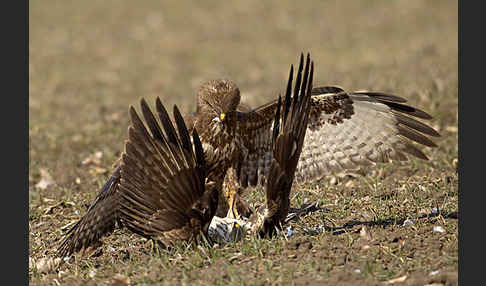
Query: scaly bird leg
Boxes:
[
  {"xmin": 223, "ymin": 168, "xmax": 240, "ymax": 219},
  {"xmin": 225, "ymin": 184, "xmax": 239, "ymax": 219}
]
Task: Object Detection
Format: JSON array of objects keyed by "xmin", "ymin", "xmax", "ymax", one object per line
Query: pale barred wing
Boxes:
[
  {"xmin": 117, "ymin": 97, "xmax": 207, "ymax": 242},
  {"xmin": 293, "ymin": 90, "xmax": 440, "ymax": 183},
  {"xmin": 236, "ymin": 87, "xmax": 440, "ymax": 188}
]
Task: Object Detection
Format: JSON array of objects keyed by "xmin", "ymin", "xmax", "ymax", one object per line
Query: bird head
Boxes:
[{"xmin": 196, "ymin": 79, "xmax": 241, "ymax": 127}]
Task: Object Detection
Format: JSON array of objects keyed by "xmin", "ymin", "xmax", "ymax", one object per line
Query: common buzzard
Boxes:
[
  {"xmin": 181, "ymin": 54, "xmax": 439, "ymax": 219},
  {"xmin": 58, "ymin": 52, "xmax": 439, "ymax": 256},
  {"xmin": 57, "ymin": 53, "xmax": 314, "ymax": 256}
]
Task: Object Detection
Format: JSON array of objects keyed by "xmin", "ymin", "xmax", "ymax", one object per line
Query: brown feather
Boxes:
[
  {"xmin": 257, "ymin": 53, "xmax": 314, "ymax": 237},
  {"xmin": 59, "ymin": 98, "xmax": 218, "ymax": 255},
  {"xmin": 235, "ymin": 80, "xmax": 440, "ymax": 186},
  {"xmin": 117, "ymin": 101, "xmax": 216, "ymax": 244},
  {"xmin": 57, "ymin": 167, "xmax": 121, "ymax": 257}
]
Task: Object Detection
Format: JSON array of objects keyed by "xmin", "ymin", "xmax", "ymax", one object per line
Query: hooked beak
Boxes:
[{"xmin": 212, "ymin": 113, "xmax": 226, "ymax": 123}]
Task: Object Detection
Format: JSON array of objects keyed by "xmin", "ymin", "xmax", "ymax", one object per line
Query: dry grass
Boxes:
[{"xmin": 29, "ymin": 1, "xmax": 458, "ymax": 285}]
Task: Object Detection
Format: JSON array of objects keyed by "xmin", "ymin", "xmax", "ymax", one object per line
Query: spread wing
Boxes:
[
  {"xmin": 117, "ymin": 98, "xmax": 211, "ymax": 243},
  {"xmin": 293, "ymin": 89, "xmax": 440, "ymax": 183},
  {"xmin": 236, "ymin": 75, "xmax": 440, "ymax": 188},
  {"xmin": 58, "ymin": 98, "xmax": 212, "ymax": 256},
  {"xmin": 259, "ymin": 53, "xmax": 313, "ymax": 236},
  {"xmin": 57, "ymin": 167, "xmax": 122, "ymax": 257}
]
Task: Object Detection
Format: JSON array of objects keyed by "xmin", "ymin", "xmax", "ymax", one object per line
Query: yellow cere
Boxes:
[{"xmin": 220, "ymin": 113, "xmax": 226, "ymax": 120}]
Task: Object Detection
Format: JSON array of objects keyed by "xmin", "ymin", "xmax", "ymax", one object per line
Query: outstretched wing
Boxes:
[
  {"xmin": 236, "ymin": 76, "xmax": 440, "ymax": 188},
  {"xmin": 258, "ymin": 53, "xmax": 313, "ymax": 236},
  {"xmin": 117, "ymin": 98, "xmax": 210, "ymax": 244},
  {"xmin": 293, "ymin": 89, "xmax": 440, "ymax": 183},
  {"xmin": 57, "ymin": 167, "xmax": 122, "ymax": 257},
  {"xmin": 58, "ymin": 98, "xmax": 212, "ymax": 256}
]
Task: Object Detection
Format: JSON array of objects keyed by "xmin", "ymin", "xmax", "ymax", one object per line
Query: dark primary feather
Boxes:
[
  {"xmin": 349, "ymin": 91, "xmax": 407, "ymax": 103},
  {"xmin": 140, "ymin": 98, "xmax": 165, "ymax": 143},
  {"xmin": 311, "ymin": 86, "xmax": 345, "ymax": 95},
  {"xmin": 156, "ymin": 98, "xmax": 186, "ymax": 169},
  {"xmin": 192, "ymin": 129, "xmax": 206, "ymax": 176},
  {"xmin": 272, "ymin": 96, "xmax": 282, "ymax": 146},
  {"xmin": 117, "ymin": 98, "xmax": 215, "ymax": 245},
  {"xmin": 57, "ymin": 167, "xmax": 122, "ymax": 257},
  {"xmin": 258, "ymin": 53, "xmax": 314, "ymax": 237},
  {"xmin": 283, "ymin": 62, "xmax": 294, "ymax": 125},
  {"xmin": 345, "ymin": 90, "xmax": 433, "ymax": 119},
  {"xmin": 58, "ymin": 98, "xmax": 217, "ymax": 256},
  {"xmin": 173, "ymin": 106, "xmax": 195, "ymax": 163}
]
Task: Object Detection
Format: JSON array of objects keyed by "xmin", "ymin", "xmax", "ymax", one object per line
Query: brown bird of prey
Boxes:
[
  {"xmin": 183, "ymin": 55, "xmax": 440, "ymax": 220},
  {"xmin": 58, "ymin": 52, "xmax": 439, "ymax": 256},
  {"xmin": 57, "ymin": 53, "xmax": 314, "ymax": 256},
  {"xmin": 176, "ymin": 58, "xmax": 439, "ymax": 221},
  {"xmin": 209, "ymin": 55, "xmax": 314, "ymax": 242}
]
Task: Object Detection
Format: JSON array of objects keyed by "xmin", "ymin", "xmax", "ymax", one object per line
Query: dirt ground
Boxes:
[{"xmin": 29, "ymin": 1, "xmax": 458, "ymax": 285}]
